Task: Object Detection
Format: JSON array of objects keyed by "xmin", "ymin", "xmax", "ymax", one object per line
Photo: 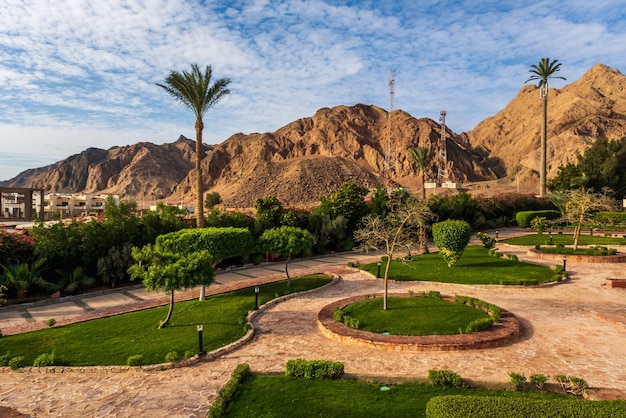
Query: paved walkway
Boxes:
[{"xmin": 1, "ymin": 228, "xmax": 626, "ymax": 417}]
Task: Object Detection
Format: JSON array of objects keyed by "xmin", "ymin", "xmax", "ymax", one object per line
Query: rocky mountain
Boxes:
[
  {"xmin": 464, "ymin": 63, "xmax": 626, "ymax": 182},
  {"xmin": 3, "ymin": 63, "xmax": 626, "ymax": 207},
  {"xmin": 1, "ymin": 137, "xmax": 198, "ymax": 200}
]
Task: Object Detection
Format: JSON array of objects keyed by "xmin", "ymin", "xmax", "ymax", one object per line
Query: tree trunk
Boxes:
[
  {"xmin": 159, "ymin": 290, "xmax": 175, "ymax": 329},
  {"xmin": 540, "ymin": 91, "xmax": 548, "ymax": 197},
  {"xmin": 419, "ymin": 226, "xmax": 429, "ymax": 254},
  {"xmin": 195, "ymin": 118, "xmax": 205, "ymax": 229},
  {"xmin": 285, "ymin": 254, "xmax": 291, "ymax": 287},
  {"xmin": 198, "ymin": 285, "xmax": 206, "ymax": 301},
  {"xmin": 573, "ymin": 214, "xmax": 584, "ymax": 250},
  {"xmin": 421, "ymin": 170, "xmax": 426, "ymax": 201},
  {"xmin": 383, "ymin": 255, "xmax": 392, "ymax": 310}
]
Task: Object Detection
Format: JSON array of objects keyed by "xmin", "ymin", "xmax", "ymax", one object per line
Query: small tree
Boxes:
[
  {"xmin": 128, "ymin": 245, "xmax": 214, "ymax": 328},
  {"xmin": 432, "ymin": 220, "xmax": 472, "ymax": 267},
  {"xmin": 258, "ymin": 226, "xmax": 316, "ymax": 287},
  {"xmin": 156, "ymin": 227, "xmax": 253, "ymax": 300},
  {"xmin": 205, "ymin": 192, "xmax": 222, "ymax": 209},
  {"xmin": 563, "ymin": 189, "xmax": 616, "ymax": 250},
  {"xmin": 354, "ymin": 196, "xmax": 433, "ymax": 310}
]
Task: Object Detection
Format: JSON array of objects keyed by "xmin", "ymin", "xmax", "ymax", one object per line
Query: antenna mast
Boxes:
[
  {"xmin": 386, "ymin": 69, "xmax": 395, "ymax": 173},
  {"xmin": 437, "ymin": 110, "xmax": 448, "ymax": 181}
]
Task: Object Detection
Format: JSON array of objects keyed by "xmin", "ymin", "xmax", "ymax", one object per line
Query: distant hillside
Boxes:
[{"xmin": 3, "ymin": 63, "xmax": 626, "ymax": 206}]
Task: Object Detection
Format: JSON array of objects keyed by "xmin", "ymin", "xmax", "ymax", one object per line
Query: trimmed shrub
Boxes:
[
  {"xmin": 464, "ymin": 317, "xmax": 494, "ymax": 334},
  {"xmin": 427, "ymin": 369, "xmax": 465, "ymax": 388},
  {"xmin": 208, "ymin": 363, "xmax": 251, "ymax": 418},
  {"xmin": 0, "ymin": 352, "xmax": 11, "ymax": 366},
  {"xmin": 9, "ymin": 356, "xmax": 24, "ymax": 370},
  {"xmin": 530, "ymin": 216, "xmax": 551, "ymax": 234},
  {"xmin": 342, "ymin": 315, "xmax": 360, "ymax": 330},
  {"xmin": 530, "ymin": 373, "xmax": 548, "ymax": 389},
  {"xmin": 425, "ymin": 395, "xmax": 626, "ymax": 418},
  {"xmin": 595, "ymin": 211, "xmax": 626, "ymax": 225},
  {"xmin": 126, "ymin": 354, "xmax": 143, "ymax": 366},
  {"xmin": 432, "ymin": 220, "xmax": 472, "ymax": 267},
  {"xmin": 46, "ymin": 318, "xmax": 56, "ymax": 327},
  {"xmin": 476, "ymin": 232, "xmax": 497, "ymax": 249},
  {"xmin": 184, "ymin": 350, "xmax": 195, "ymax": 359},
  {"xmin": 454, "ymin": 295, "xmax": 500, "ymax": 322},
  {"xmin": 285, "ymin": 359, "xmax": 344, "ymax": 380},
  {"xmin": 516, "ymin": 210, "xmax": 560, "ymax": 228},
  {"xmin": 165, "ymin": 351, "xmax": 180, "ymax": 363},
  {"xmin": 33, "ymin": 352, "xmax": 56, "ymax": 367},
  {"xmin": 508, "ymin": 372, "xmax": 526, "ymax": 390},
  {"xmin": 333, "ymin": 306, "xmax": 345, "ymax": 322}
]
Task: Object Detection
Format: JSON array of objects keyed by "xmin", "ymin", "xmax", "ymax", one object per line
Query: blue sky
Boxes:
[{"xmin": 1, "ymin": 0, "xmax": 626, "ymax": 181}]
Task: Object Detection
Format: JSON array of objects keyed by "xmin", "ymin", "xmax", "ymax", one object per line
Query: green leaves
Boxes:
[{"xmin": 432, "ymin": 220, "xmax": 472, "ymax": 267}]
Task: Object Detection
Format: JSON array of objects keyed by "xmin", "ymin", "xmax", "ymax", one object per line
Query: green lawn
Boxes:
[
  {"xmin": 224, "ymin": 375, "xmax": 570, "ymax": 418},
  {"xmin": 0, "ymin": 275, "xmax": 331, "ymax": 366},
  {"xmin": 362, "ymin": 246, "xmax": 557, "ymax": 284},
  {"xmin": 342, "ymin": 297, "xmax": 489, "ymax": 335},
  {"xmin": 502, "ymin": 233, "xmax": 626, "ymax": 246}
]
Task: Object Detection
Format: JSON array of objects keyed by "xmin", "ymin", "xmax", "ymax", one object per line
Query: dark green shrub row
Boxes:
[
  {"xmin": 500, "ymin": 279, "xmax": 540, "ymax": 286},
  {"xmin": 454, "ymin": 295, "xmax": 501, "ymax": 322},
  {"xmin": 427, "ymin": 369, "xmax": 465, "ymax": 388},
  {"xmin": 516, "ymin": 210, "xmax": 561, "ymax": 228},
  {"xmin": 461, "ymin": 317, "xmax": 494, "ymax": 334},
  {"xmin": 208, "ymin": 363, "xmax": 252, "ymax": 418},
  {"xmin": 331, "ymin": 306, "xmax": 360, "ymax": 329},
  {"xmin": 285, "ymin": 359, "xmax": 344, "ymax": 380},
  {"xmin": 417, "ymin": 290, "xmax": 441, "ymax": 299},
  {"xmin": 425, "ymin": 395, "xmax": 626, "ymax": 417},
  {"xmin": 539, "ymin": 246, "xmax": 617, "ymax": 256},
  {"xmin": 595, "ymin": 211, "xmax": 626, "ymax": 225},
  {"xmin": 0, "ymin": 352, "xmax": 11, "ymax": 366}
]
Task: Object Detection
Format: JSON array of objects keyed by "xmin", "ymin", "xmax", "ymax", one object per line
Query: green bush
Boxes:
[
  {"xmin": 500, "ymin": 279, "xmax": 540, "ymax": 286},
  {"xmin": 342, "ymin": 315, "xmax": 360, "ymax": 330},
  {"xmin": 33, "ymin": 351, "xmax": 56, "ymax": 367},
  {"xmin": 127, "ymin": 354, "xmax": 143, "ymax": 366},
  {"xmin": 476, "ymin": 232, "xmax": 497, "ymax": 249},
  {"xmin": 530, "ymin": 373, "xmax": 548, "ymax": 389},
  {"xmin": 432, "ymin": 220, "xmax": 472, "ymax": 267},
  {"xmin": 9, "ymin": 356, "xmax": 25, "ymax": 370},
  {"xmin": 333, "ymin": 306, "xmax": 345, "ymax": 322},
  {"xmin": 46, "ymin": 318, "xmax": 56, "ymax": 327},
  {"xmin": 0, "ymin": 352, "xmax": 11, "ymax": 366},
  {"xmin": 208, "ymin": 363, "xmax": 251, "ymax": 418},
  {"xmin": 555, "ymin": 375, "xmax": 589, "ymax": 396},
  {"xmin": 508, "ymin": 372, "xmax": 526, "ymax": 390},
  {"xmin": 595, "ymin": 211, "xmax": 626, "ymax": 225},
  {"xmin": 506, "ymin": 253, "xmax": 519, "ymax": 261},
  {"xmin": 454, "ymin": 295, "xmax": 500, "ymax": 322},
  {"xmin": 427, "ymin": 369, "xmax": 465, "ymax": 388},
  {"xmin": 464, "ymin": 317, "xmax": 494, "ymax": 333},
  {"xmin": 515, "ymin": 210, "xmax": 560, "ymax": 228},
  {"xmin": 425, "ymin": 395, "xmax": 626, "ymax": 417},
  {"xmin": 530, "ymin": 216, "xmax": 551, "ymax": 234},
  {"xmin": 285, "ymin": 359, "xmax": 345, "ymax": 380},
  {"xmin": 165, "ymin": 351, "xmax": 180, "ymax": 363},
  {"xmin": 184, "ymin": 350, "xmax": 195, "ymax": 359}
]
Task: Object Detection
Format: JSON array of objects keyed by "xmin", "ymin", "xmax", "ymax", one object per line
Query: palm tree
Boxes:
[
  {"xmin": 157, "ymin": 64, "xmax": 231, "ymax": 229},
  {"xmin": 409, "ymin": 146, "xmax": 436, "ymax": 253},
  {"xmin": 525, "ymin": 58, "xmax": 566, "ymax": 197},
  {"xmin": 0, "ymin": 258, "xmax": 49, "ymax": 301}
]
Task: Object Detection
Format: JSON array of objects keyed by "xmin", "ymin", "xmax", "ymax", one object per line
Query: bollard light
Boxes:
[
  {"xmin": 562, "ymin": 255, "xmax": 567, "ymax": 273},
  {"xmin": 197, "ymin": 323, "xmax": 205, "ymax": 356},
  {"xmin": 377, "ymin": 261, "xmax": 381, "ymax": 278},
  {"xmin": 549, "ymin": 231, "xmax": 553, "ymax": 244},
  {"xmin": 495, "ymin": 230, "xmax": 499, "ymax": 239},
  {"xmin": 254, "ymin": 286, "xmax": 260, "ymax": 310}
]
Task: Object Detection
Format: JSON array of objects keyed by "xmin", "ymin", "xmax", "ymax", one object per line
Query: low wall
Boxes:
[{"xmin": 527, "ymin": 249, "xmax": 626, "ymax": 263}]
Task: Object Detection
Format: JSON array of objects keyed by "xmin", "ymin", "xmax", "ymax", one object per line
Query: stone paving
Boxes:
[{"xmin": 1, "ymin": 229, "xmax": 626, "ymax": 417}]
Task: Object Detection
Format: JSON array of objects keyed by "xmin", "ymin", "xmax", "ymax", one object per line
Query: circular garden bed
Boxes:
[
  {"xmin": 527, "ymin": 249, "xmax": 626, "ymax": 263},
  {"xmin": 317, "ymin": 294, "xmax": 520, "ymax": 351}
]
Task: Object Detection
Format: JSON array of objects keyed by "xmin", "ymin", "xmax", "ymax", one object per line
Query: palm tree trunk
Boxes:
[
  {"xmin": 195, "ymin": 118, "xmax": 205, "ymax": 229},
  {"xmin": 421, "ymin": 170, "xmax": 426, "ymax": 201},
  {"xmin": 540, "ymin": 92, "xmax": 548, "ymax": 197},
  {"xmin": 573, "ymin": 214, "xmax": 584, "ymax": 250},
  {"xmin": 159, "ymin": 290, "xmax": 175, "ymax": 329}
]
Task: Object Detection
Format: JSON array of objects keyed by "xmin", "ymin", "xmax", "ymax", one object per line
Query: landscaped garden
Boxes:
[
  {"xmin": 0, "ymin": 275, "xmax": 331, "ymax": 367},
  {"xmin": 502, "ymin": 233, "xmax": 626, "ymax": 246},
  {"xmin": 360, "ymin": 246, "xmax": 560, "ymax": 285},
  {"xmin": 339, "ymin": 296, "xmax": 490, "ymax": 335}
]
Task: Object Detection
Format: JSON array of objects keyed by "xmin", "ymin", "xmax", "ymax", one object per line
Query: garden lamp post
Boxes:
[
  {"xmin": 254, "ymin": 286, "xmax": 260, "ymax": 310},
  {"xmin": 562, "ymin": 255, "xmax": 567, "ymax": 273},
  {"xmin": 197, "ymin": 322, "xmax": 205, "ymax": 356},
  {"xmin": 495, "ymin": 230, "xmax": 499, "ymax": 239},
  {"xmin": 377, "ymin": 261, "xmax": 381, "ymax": 278},
  {"xmin": 549, "ymin": 231, "xmax": 553, "ymax": 244}
]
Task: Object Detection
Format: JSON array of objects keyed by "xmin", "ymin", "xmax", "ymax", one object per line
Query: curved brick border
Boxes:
[
  {"xmin": 527, "ymin": 249, "xmax": 626, "ymax": 263},
  {"xmin": 317, "ymin": 294, "xmax": 520, "ymax": 351},
  {"xmin": 1, "ymin": 272, "xmax": 342, "ymax": 374}
]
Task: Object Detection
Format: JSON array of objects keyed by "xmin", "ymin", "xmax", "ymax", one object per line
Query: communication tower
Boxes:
[
  {"xmin": 386, "ymin": 69, "xmax": 395, "ymax": 172},
  {"xmin": 437, "ymin": 110, "xmax": 448, "ymax": 181}
]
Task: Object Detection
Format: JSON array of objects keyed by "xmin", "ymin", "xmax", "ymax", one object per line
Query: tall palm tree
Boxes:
[
  {"xmin": 157, "ymin": 64, "xmax": 231, "ymax": 229},
  {"xmin": 409, "ymin": 146, "xmax": 436, "ymax": 253},
  {"xmin": 409, "ymin": 146, "xmax": 436, "ymax": 201},
  {"xmin": 525, "ymin": 58, "xmax": 566, "ymax": 197}
]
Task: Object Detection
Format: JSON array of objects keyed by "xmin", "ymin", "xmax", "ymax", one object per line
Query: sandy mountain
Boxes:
[
  {"xmin": 464, "ymin": 63, "xmax": 626, "ymax": 182},
  {"xmin": 171, "ymin": 104, "xmax": 491, "ymax": 207},
  {"xmin": 1, "ymin": 137, "xmax": 198, "ymax": 200}
]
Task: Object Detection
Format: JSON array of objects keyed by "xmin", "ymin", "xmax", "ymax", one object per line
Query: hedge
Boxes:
[
  {"xmin": 425, "ymin": 395, "xmax": 626, "ymax": 418},
  {"xmin": 594, "ymin": 212, "xmax": 626, "ymax": 225},
  {"xmin": 207, "ymin": 363, "xmax": 252, "ymax": 418},
  {"xmin": 515, "ymin": 210, "xmax": 561, "ymax": 228},
  {"xmin": 285, "ymin": 359, "xmax": 344, "ymax": 379}
]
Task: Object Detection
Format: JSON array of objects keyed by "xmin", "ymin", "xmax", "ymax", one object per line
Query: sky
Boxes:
[{"xmin": 1, "ymin": 0, "xmax": 626, "ymax": 181}]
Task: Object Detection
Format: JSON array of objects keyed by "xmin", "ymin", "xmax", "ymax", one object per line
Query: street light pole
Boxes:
[
  {"xmin": 197, "ymin": 323, "xmax": 205, "ymax": 356},
  {"xmin": 254, "ymin": 286, "xmax": 260, "ymax": 310}
]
